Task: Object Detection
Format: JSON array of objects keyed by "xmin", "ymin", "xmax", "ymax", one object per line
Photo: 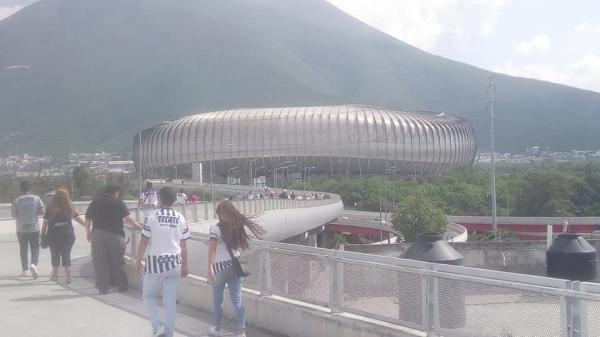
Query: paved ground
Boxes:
[{"xmin": 0, "ymin": 220, "xmax": 282, "ymax": 337}]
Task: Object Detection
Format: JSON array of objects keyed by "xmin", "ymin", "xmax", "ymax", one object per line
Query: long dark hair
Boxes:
[
  {"xmin": 48, "ymin": 188, "xmax": 76, "ymax": 220},
  {"xmin": 216, "ymin": 200, "xmax": 265, "ymax": 250}
]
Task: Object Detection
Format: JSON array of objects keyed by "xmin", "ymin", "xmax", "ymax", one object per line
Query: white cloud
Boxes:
[
  {"xmin": 0, "ymin": 5, "xmax": 22, "ymax": 22},
  {"xmin": 495, "ymin": 53, "xmax": 600, "ymax": 93},
  {"xmin": 517, "ymin": 34, "xmax": 551, "ymax": 55},
  {"xmin": 575, "ymin": 22, "xmax": 600, "ymax": 35},
  {"xmin": 327, "ymin": 0, "xmax": 505, "ymax": 51}
]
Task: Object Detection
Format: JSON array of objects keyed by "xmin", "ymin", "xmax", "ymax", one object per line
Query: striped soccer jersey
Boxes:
[
  {"xmin": 142, "ymin": 208, "xmax": 190, "ymax": 274},
  {"xmin": 209, "ymin": 224, "xmax": 241, "ymax": 274}
]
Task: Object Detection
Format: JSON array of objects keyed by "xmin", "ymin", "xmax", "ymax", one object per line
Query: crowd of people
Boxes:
[
  {"xmin": 11, "ymin": 180, "xmax": 264, "ymax": 337},
  {"xmin": 139, "ymin": 182, "xmax": 200, "ymax": 208},
  {"xmin": 232, "ymin": 188, "xmax": 331, "ymax": 201}
]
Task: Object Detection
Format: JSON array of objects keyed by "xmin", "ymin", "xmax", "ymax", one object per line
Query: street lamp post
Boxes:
[
  {"xmin": 138, "ymin": 129, "xmax": 143, "ymax": 204},
  {"xmin": 227, "ymin": 166, "xmax": 239, "ymax": 184},
  {"xmin": 379, "ymin": 181, "xmax": 384, "ymax": 243},
  {"xmin": 254, "ymin": 165, "xmax": 265, "ymax": 187},
  {"xmin": 210, "ymin": 152, "xmax": 215, "ymax": 202},
  {"xmin": 380, "ymin": 167, "xmax": 399, "ymax": 234},
  {"xmin": 209, "ymin": 143, "xmax": 235, "ymax": 203},
  {"xmin": 275, "ymin": 165, "xmax": 295, "ymax": 188},
  {"xmin": 282, "ymin": 165, "xmax": 296, "ymax": 187},
  {"xmin": 249, "ymin": 158, "xmax": 260, "ymax": 188},
  {"xmin": 302, "ymin": 166, "xmax": 316, "ymax": 189},
  {"xmin": 273, "ymin": 161, "xmax": 292, "ymax": 188},
  {"xmin": 505, "ymin": 173, "xmax": 511, "ymax": 217},
  {"xmin": 385, "ymin": 167, "xmax": 400, "ymax": 217}
]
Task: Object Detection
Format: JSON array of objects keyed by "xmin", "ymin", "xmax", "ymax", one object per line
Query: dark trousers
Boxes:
[
  {"xmin": 17, "ymin": 231, "xmax": 39, "ymax": 271},
  {"xmin": 91, "ymin": 229, "xmax": 127, "ymax": 293},
  {"xmin": 49, "ymin": 240, "xmax": 74, "ymax": 267}
]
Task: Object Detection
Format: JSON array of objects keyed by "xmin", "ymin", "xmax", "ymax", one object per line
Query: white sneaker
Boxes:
[
  {"xmin": 19, "ymin": 270, "xmax": 29, "ymax": 277},
  {"xmin": 30, "ymin": 264, "xmax": 39, "ymax": 279},
  {"xmin": 209, "ymin": 327, "xmax": 222, "ymax": 336},
  {"xmin": 151, "ymin": 326, "xmax": 166, "ymax": 337},
  {"xmin": 231, "ymin": 333, "xmax": 246, "ymax": 337}
]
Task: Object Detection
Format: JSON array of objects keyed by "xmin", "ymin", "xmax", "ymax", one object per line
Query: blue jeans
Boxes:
[
  {"xmin": 143, "ymin": 268, "xmax": 180, "ymax": 337},
  {"xmin": 212, "ymin": 266, "xmax": 245, "ymax": 332}
]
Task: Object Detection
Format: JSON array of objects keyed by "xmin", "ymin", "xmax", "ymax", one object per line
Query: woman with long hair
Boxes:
[
  {"xmin": 41, "ymin": 188, "xmax": 85, "ymax": 283},
  {"xmin": 207, "ymin": 200, "xmax": 265, "ymax": 337}
]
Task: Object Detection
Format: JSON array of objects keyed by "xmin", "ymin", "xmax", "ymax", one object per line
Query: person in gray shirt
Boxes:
[{"xmin": 11, "ymin": 180, "xmax": 44, "ymax": 278}]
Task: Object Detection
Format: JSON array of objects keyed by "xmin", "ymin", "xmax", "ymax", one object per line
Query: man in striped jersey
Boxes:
[{"xmin": 135, "ymin": 187, "xmax": 190, "ymax": 337}]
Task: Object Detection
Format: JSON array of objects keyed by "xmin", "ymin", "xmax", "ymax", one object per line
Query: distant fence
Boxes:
[
  {"xmin": 0, "ymin": 196, "xmax": 338, "ymax": 223},
  {"xmin": 0, "ymin": 200, "xmax": 137, "ymax": 221}
]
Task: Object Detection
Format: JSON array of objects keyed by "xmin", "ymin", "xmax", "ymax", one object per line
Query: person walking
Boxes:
[
  {"xmin": 207, "ymin": 200, "xmax": 265, "ymax": 337},
  {"xmin": 41, "ymin": 188, "xmax": 85, "ymax": 283},
  {"xmin": 139, "ymin": 181, "xmax": 158, "ymax": 209},
  {"xmin": 11, "ymin": 180, "xmax": 44, "ymax": 278},
  {"xmin": 135, "ymin": 187, "xmax": 190, "ymax": 337},
  {"xmin": 85, "ymin": 185, "xmax": 140, "ymax": 294},
  {"xmin": 175, "ymin": 188, "xmax": 187, "ymax": 205}
]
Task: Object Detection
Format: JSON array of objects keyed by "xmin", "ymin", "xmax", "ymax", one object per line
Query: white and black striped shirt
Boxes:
[
  {"xmin": 142, "ymin": 208, "xmax": 190, "ymax": 274},
  {"xmin": 144, "ymin": 253, "xmax": 183, "ymax": 274},
  {"xmin": 209, "ymin": 224, "xmax": 240, "ymax": 274}
]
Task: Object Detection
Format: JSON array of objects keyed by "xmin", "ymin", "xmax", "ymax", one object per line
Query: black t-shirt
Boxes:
[
  {"xmin": 44, "ymin": 209, "xmax": 77, "ymax": 243},
  {"xmin": 85, "ymin": 194, "xmax": 130, "ymax": 236}
]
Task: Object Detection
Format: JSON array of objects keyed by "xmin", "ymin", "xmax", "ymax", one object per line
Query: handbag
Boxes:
[
  {"xmin": 225, "ymin": 243, "xmax": 250, "ymax": 278},
  {"xmin": 40, "ymin": 233, "xmax": 49, "ymax": 249}
]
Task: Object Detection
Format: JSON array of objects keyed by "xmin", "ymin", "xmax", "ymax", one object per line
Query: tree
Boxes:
[
  {"xmin": 392, "ymin": 192, "xmax": 447, "ymax": 242},
  {"xmin": 332, "ymin": 233, "xmax": 348, "ymax": 250},
  {"xmin": 72, "ymin": 165, "xmax": 95, "ymax": 199},
  {"xmin": 515, "ymin": 171, "xmax": 578, "ymax": 216}
]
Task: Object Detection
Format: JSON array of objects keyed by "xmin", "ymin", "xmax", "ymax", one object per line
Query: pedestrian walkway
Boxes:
[{"xmin": 0, "ymin": 221, "xmax": 282, "ymax": 337}]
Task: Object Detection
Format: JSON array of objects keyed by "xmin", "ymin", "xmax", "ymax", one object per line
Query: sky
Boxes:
[{"xmin": 2, "ymin": 0, "xmax": 600, "ymax": 93}]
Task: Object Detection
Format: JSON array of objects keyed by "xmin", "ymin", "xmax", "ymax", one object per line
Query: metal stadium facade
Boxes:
[{"xmin": 134, "ymin": 105, "xmax": 477, "ymax": 179}]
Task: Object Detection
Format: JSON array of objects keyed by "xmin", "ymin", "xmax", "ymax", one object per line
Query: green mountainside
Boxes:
[{"xmin": 1, "ymin": 0, "xmax": 599, "ymax": 154}]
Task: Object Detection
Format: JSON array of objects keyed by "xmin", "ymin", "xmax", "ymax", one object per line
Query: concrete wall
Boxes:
[
  {"xmin": 186, "ymin": 201, "xmax": 343, "ymax": 277},
  {"xmin": 191, "ymin": 200, "xmax": 343, "ymax": 242},
  {"xmin": 124, "ymin": 258, "xmax": 423, "ymax": 337},
  {"xmin": 346, "ymin": 239, "xmax": 600, "ymax": 281}
]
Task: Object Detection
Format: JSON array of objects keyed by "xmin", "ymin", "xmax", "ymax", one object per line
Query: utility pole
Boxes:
[
  {"xmin": 379, "ymin": 182, "xmax": 383, "ymax": 242},
  {"xmin": 489, "ymin": 75, "xmax": 498, "ymax": 240},
  {"xmin": 138, "ymin": 129, "xmax": 143, "ymax": 200},
  {"xmin": 210, "ymin": 151, "xmax": 214, "ymax": 203}
]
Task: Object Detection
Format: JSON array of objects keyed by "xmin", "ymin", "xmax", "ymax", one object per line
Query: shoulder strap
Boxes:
[{"xmin": 225, "ymin": 242, "xmax": 237, "ymax": 261}]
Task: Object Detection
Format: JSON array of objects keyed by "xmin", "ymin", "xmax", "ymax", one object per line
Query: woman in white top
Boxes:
[{"xmin": 207, "ymin": 200, "xmax": 265, "ymax": 337}]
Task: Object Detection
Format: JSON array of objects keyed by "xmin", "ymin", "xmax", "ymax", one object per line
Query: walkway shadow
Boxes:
[{"xmin": 12, "ymin": 293, "xmax": 86, "ymax": 302}]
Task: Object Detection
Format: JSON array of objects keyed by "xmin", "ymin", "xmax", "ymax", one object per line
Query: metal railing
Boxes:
[
  {"xmin": 131, "ymin": 197, "xmax": 339, "ymax": 224},
  {"xmin": 0, "ymin": 196, "xmax": 339, "ymax": 222},
  {"xmin": 123, "ymin": 224, "xmax": 600, "ymax": 337},
  {"xmin": 0, "ymin": 200, "xmax": 139, "ymax": 221}
]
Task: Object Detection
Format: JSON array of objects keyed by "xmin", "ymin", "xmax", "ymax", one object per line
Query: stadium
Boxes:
[{"xmin": 134, "ymin": 105, "xmax": 477, "ymax": 181}]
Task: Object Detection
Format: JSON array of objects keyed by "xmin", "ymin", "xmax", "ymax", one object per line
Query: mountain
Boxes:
[{"xmin": 1, "ymin": 0, "xmax": 599, "ymax": 154}]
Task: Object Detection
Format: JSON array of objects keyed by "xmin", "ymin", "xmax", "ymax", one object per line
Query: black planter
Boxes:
[
  {"xmin": 401, "ymin": 234, "xmax": 463, "ymax": 264},
  {"xmin": 399, "ymin": 234, "xmax": 465, "ymax": 329},
  {"xmin": 547, "ymin": 233, "xmax": 597, "ymax": 281}
]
